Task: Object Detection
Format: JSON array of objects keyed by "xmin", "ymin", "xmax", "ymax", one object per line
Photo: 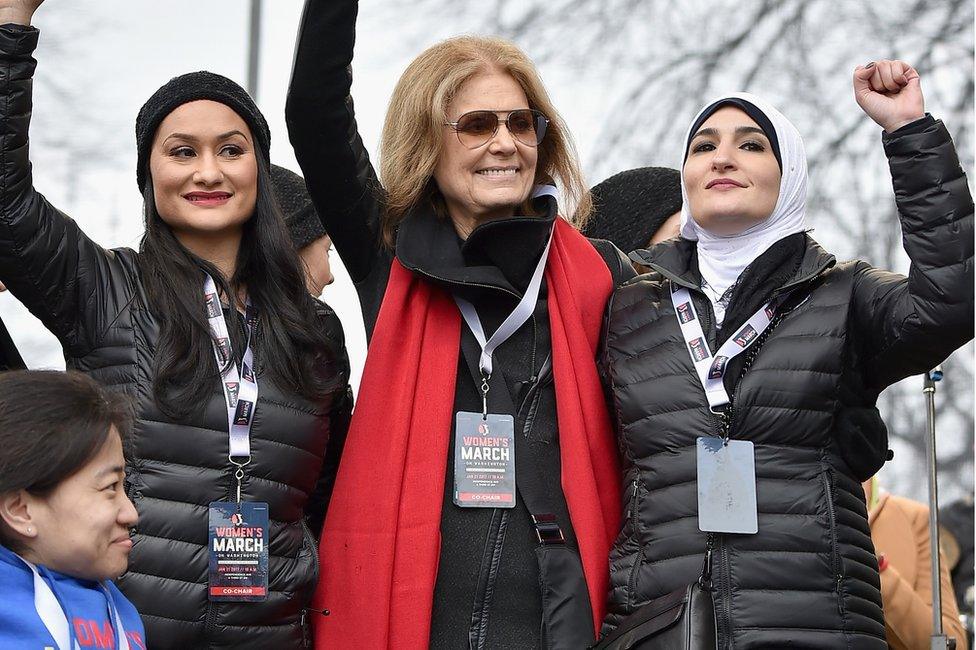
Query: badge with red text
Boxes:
[
  {"xmin": 454, "ymin": 412, "xmax": 516, "ymax": 508},
  {"xmin": 208, "ymin": 501, "xmax": 269, "ymax": 601}
]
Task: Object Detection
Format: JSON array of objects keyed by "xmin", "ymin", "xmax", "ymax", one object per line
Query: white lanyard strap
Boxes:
[
  {"xmin": 454, "ymin": 223, "xmax": 554, "ymax": 379},
  {"xmin": 204, "ymin": 275, "xmax": 259, "ymax": 463},
  {"xmin": 671, "ymin": 282, "xmax": 787, "ymax": 411},
  {"xmin": 20, "ymin": 556, "xmax": 129, "ymax": 650}
]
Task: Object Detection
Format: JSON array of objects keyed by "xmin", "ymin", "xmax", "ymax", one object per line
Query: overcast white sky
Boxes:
[{"xmin": 0, "ymin": 0, "xmax": 614, "ymax": 389}]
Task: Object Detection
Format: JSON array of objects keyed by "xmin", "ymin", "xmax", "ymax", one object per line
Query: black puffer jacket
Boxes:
[
  {"xmin": 601, "ymin": 117, "xmax": 973, "ymax": 648},
  {"xmin": 286, "ymin": 1, "xmax": 633, "ymax": 646},
  {"xmin": 0, "ymin": 25, "xmax": 352, "ymax": 649},
  {"xmin": 0, "ymin": 313, "xmax": 24, "ymax": 370}
]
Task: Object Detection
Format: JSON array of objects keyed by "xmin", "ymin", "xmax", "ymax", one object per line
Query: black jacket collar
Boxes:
[
  {"xmin": 395, "ymin": 194, "xmax": 557, "ymax": 300},
  {"xmin": 630, "ymin": 232, "xmax": 836, "ymax": 296}
]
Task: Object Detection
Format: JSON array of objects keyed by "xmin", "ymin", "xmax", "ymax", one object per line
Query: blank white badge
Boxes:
[{"xmin": 696, "ymin": 437, "xmax": 759, "ymax": 534}]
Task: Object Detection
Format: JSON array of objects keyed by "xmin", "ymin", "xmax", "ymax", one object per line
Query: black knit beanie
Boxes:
[
  {"xmin": 135, "ymin": 71, "xmax": 271, "ymax": 192},
  {"xmin": 270, "ymin": 165, "xmax": 327, "ymax": 251},
  {"xmin": 584, "ymin": 167, "xmax": 683, "ymax": 254}
]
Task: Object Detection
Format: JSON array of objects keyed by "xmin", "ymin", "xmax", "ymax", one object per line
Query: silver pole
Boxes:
[
  {"xmin": 246, "ymin": 0, "xmax": 263, "ymax": 100},
  {"xmin": 923, "ymin": 367, "xmax": 952, "ymax": 649}
]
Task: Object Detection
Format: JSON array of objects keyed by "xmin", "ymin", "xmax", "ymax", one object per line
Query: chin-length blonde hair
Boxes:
[{"xmin": 378, "ymin": 35, "xmax": 591, "ymax": 247}]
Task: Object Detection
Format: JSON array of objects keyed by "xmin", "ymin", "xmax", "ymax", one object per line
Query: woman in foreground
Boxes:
[
  {"xmin": 0, "ymin": 1, "xmax": 352, "ymax": 646},
  {"xmin": 0, "ymin": 370, "xmax": 143, "ymax": 649}
]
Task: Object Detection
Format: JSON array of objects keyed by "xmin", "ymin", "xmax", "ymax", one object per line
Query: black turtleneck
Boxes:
[{"xmin": 394, "ymin": 195, "xmax": 557, "ymax": 310}]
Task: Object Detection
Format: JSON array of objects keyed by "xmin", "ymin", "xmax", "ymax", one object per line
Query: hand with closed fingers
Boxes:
[{"xmin": 853, "ymin": 59, "xmax": 925, "ymax": 133}]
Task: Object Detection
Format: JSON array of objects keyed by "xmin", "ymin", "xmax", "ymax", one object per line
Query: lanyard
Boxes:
[
  {"xmin": 204, "ymin": 275, "xmax": 259, "ymax": 503},
  {"xmin": 670, "ymin": 281, "xmax": 789, "ymax": 412},
  {"xmin": 18, "ymin": 556, "xmax": 129, "ymax": 650},
  {"xmin": 454, "ymin": 224, "xmax": 554, "ymax": 418}
]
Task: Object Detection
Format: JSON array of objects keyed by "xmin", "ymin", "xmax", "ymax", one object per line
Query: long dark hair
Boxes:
[{"xmin": 138, "ymin": 143, "xmax": 338, "ymax": 419}]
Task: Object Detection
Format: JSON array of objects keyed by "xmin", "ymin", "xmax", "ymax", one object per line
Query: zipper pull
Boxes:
[
  {"xmin": 626, "ymin": 477, "xmax": 640, "ymax": 519},
  {"xmin": 698, "ymin": 534, "xmax": 715, "ymax": 589}
]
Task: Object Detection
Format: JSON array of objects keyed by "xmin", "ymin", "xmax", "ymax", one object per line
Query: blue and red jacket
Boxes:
[{"xmin": 0, "ymin": 544, "xmax": 146, "ymax": 649}]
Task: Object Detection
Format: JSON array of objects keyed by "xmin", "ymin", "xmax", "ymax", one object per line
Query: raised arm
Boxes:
[
  {"xmin": 848, "ymin": 60, "xmax": 974, "ymax": 389},
  {"xmin": 0, "ymin": 2, "xmax": 125, "ymax": 357},
  {"xmin": 286, "ymin": 0, "xmax": 386, "ymax": 285}
]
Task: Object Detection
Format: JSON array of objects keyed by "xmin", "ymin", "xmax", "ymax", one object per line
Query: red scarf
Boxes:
[{"xmin": 312, "ymin": 219, "xmax": 620, "ymax": 647}]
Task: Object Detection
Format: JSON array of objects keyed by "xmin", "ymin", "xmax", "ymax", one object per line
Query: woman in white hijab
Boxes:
[{"xmin": 598, "ymin": 61, "xmax": 973, "ymax": 648}]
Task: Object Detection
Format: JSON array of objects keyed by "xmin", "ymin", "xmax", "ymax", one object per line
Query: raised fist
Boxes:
[{"xmin": 853, "ymin": 59, "xmax": 925, "ymax": 133}]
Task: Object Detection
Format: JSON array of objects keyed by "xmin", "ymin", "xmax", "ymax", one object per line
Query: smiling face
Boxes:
[
  {"xmin": 149, "ymin": 100, "xmax": 258, "ymax": 242},
  {"xmin": 683, "ymin": 106, "xmax": 781, "ymax": 236},
  {"xmin": 433, "ymin": 70, "xmax": 538, "ymax": 236},
  {"xmin": 20, "ymin": 428, "xmax": 138, "ymax": 581}
]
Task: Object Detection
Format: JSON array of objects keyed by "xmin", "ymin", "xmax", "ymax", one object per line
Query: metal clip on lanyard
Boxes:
[
  {"xmin": 231, "ymin": 457, "xmax": 249, "ymax": 508},
  {"xmin": 454, "ymin": 225, "xmax": 554, "ymax": 420},
  {"xmin": 479, "ymin": 374, "xmax": 491, "ymax": 420},
  {"xmin": 204, "ymin": 274, "xmax": 260, "ymax": 513}
]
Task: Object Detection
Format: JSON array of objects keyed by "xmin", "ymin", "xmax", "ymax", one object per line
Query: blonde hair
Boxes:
[{"xmin": 378, "ymin": 35, "xmax": 591, "ymax": 247}]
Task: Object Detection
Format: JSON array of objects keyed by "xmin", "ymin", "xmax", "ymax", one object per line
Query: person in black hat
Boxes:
[
  {"xmin": 271, "ymin": 165, "xmax": 335, "ymax": 296},
  {"xmin": 584, "ymin": 167, "xmax": 683, "ymax": 268},
  {"xmin": 0, "ymin": 1, "xmax": 352, "ymax": 647}
]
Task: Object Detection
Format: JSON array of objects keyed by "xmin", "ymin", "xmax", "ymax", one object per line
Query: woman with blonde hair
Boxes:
[{"xmin": 287, "ymin": 1, "xmax": 634, "ymax": 647}]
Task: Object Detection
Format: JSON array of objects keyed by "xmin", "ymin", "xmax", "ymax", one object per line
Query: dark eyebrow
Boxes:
[
  {"xmin": 96, "ymin": 465, "xmax": 126, "ymax": 479},
  {"xmin": 217, "ymin": 130, "xmax": 249, "ymax": 142},
  {"xmin": 161, "ymin": 130, "xmax": 249, "ymax": 146},
  {"xmin": 734, "ymin": 126, "xmax": 768, "ymax": 139},
  {"xmin": 691, "ymin": 125, "xmax": 769, "ymax": 140},
  {"xmin": 691, "ymin": 127, "xmax": 719, "ymax": 140}
]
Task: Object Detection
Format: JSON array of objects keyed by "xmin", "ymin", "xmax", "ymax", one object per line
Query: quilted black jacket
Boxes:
[
  {"xmin": 601, "ymin": 116, "xmax": 973, "ymax": 648},
  {"xmin": 0, "ymin": 25, "xmax": 352, "ymax": 649}
]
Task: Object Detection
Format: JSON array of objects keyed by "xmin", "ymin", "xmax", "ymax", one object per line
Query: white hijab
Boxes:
[{"xmin": 678, "ymin": 92, "xmax": 807, "ymax": 325}]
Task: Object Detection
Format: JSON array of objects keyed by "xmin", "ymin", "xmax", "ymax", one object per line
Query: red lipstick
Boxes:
[{"xmin": 184, "ymin": 191, "xmax": 232, "ymax": 207}]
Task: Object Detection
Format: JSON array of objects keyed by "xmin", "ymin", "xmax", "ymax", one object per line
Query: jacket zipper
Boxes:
[
  {"xmin": 626, "ymin": 475, "xmax": 643, "ymax": 610},
  {"xmin": 204, "ymin": 469, "xmax": 239, "ymax": 641},
  {"xmin": 470, "ymin": 398, "xmax": 539, "ymax": 647},
  {"xmin": 710, "ymin": 308, "xmax": 786, "ymax": 649},
  {"xmin": 471, "ymin": 510, "xmax": 510, "ymax": 649},
  {"xmin": 299, "ymin": 518, "xmax": 320, "ymax": 648},
  {"xmin": 820, "ymin": 471, "xmax": 844, "ymax": 607},
  {"xmin": 466, "ymin": 301, "xmax": 545, "ymax": 647}
]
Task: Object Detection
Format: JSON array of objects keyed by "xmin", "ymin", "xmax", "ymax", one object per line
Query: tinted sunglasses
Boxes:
[{"xmin": 444, "ymin": 109, "xmax": 549, "ymax": 149}]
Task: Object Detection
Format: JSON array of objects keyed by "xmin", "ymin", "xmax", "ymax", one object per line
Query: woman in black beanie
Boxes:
[{"xmin": 0, "ymin": 1, "xmax": 352, "ymax": 647}]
